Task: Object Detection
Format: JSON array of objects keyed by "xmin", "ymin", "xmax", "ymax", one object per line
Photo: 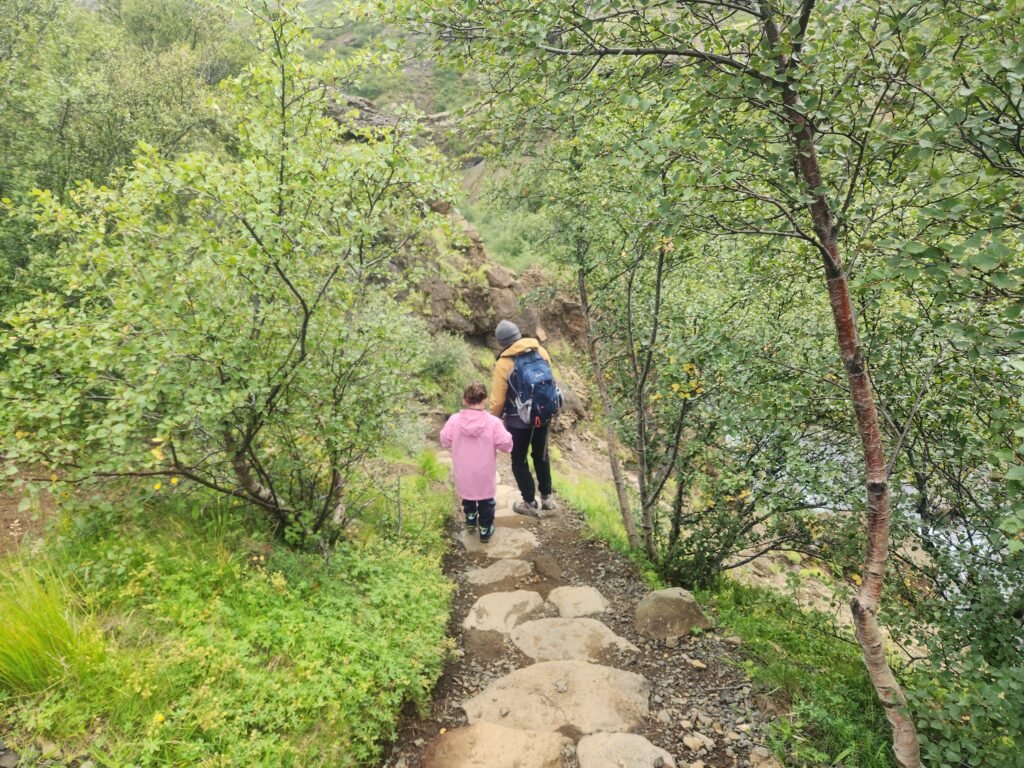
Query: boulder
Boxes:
[
  {"xmin": 488, "ymin": 287, "xmax": 519, "ymax": 321},
  {"xmin": 510, "ymin": 618, "xmax": 637, "ymax": 662},
  {"xmin": 576, "ymin": 733, "xmax": 677, "ymax": 768},
  {"xmin": 462, "ymin": 660, "xmax": 650, "ymax": 734},
  {"xmin": 422, "ymin": 722, "xmax": 570, "ymax": 768},
  {"xmin": 548, "ymin": 586, "xmax": 610, "ymax": 617},
  {"xmin": 634, "ymin": 588, "xmax": 711, "ymax": 641},
  {"xmin": 462, "ymin": 590, "xmax": 544, "ymax": 633},
  {"xmin": 485, "ymin": 264, "xmax": 516, "ymax": 289}
]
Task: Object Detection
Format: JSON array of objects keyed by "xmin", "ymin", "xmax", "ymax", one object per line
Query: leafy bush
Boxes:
[
  {"xmin": 0, "ymin": 3, "xmax": 449, "ymax": 546},
  {"xmin": 416, "ymin": 332, "xmax": 477, "ymax": 412}
]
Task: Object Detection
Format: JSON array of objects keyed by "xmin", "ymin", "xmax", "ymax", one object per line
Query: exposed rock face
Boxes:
[
  {"xmin": 548, "ymin": 586, "xmax": 611, "ymax": 617},
  {"xmin": 462, "ymin": 660, "xmax": 650, "ymax": 734},
  {"xmin": 485, "ymin": 264, "xmax": 516, "ymax": 289},
  {"xmin": 576, "ymin": 733, "xmax": 677, "ymax": 768},
  {"xmin": 462, "ymin": 590, "xmax": 544, "ymax": 633},
  {"xmin": 634, "ymin": 588, "xmax": 712, "ymax": 640},
  {"xmin": 510, "ymin": 618, "xmax": 638, "ymax": 662},
  {"xmin": 421, "ymin": 722, "xmax": 570, "ymax": 768}
]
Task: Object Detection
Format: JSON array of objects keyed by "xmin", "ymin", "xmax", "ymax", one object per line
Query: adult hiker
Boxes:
[{"xmin": 489, "ymin": 320, "xmax": 561, "ymax": 516}]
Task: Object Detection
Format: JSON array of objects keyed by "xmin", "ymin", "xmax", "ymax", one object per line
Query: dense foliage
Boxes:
[
  {"xmin": 2, "ymin": 2, "xmax": 450, "ymax": 546},
  {"xmin": 0, "ymin": 466, "xmax": 453, "ymax": 766},
  {"xmin": 390, "ymin": 0, "xmax": 1023, "ymax": 764},
  {"xmin": 1, "ymin": 3, "xmax": 461, "ymax": 765}
]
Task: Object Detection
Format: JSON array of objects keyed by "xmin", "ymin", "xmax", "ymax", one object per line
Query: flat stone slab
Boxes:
[
  {"xmin": 493, "ymin": 485, "xmax": 520, "ymax": 517},
  {"xmin": 548, "ymin": 586, "xmax": 610, "ymax": 617},
  {"xmin": 422, "ymin": 721, "xmax": 570, "ymax": 768},
  {"xmin": 464, "ymin": 559, "xmax": 534, "ymax": 586},
  {"xmin": 462, "ymin": 660, "xmax": 650, "ymax": 734},
  {"xmin": 463, "ymin": 590, "xmax": 544, "ymax": 633},
  {"xmin": 461, "ymin": 528, "xmax": 539, "ymax": 559},
  {"xmin": 635, "ymin": 587, "xmax": 711, "ymax": 640},
  {"xmin": 577, "ymin": 733, "xmax": 677, "ymax": 768},
  {"xmin": 510, "ymin": 618, "xmax": 638, "ymax": 662}
]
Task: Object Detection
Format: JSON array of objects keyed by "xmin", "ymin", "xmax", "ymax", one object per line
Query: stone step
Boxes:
[
  {"xmin": 493, "ymin": 485, "xmax": 520, "ymax": 517},
  {"xmin": 460, "ymin": 528, "xmax": 538, "ymax": 559},
  {"xmin": 464, "ymin": 558, "xmax": 534, "ymax": 586},
  {"xmin": 462, "ymin": 660, "xmax": 650, "ymax": 735},
  {"xmin": 577, "ymin": 733, "xmax": 677, "ymax": 768},
  {"xmin": 547, "ymin": 585, "xmax": 610, "ymax": 617},
  {"xmin": 462, "ymin": 590, "xmax": 544, "ymax": 633},
  {"xmin": 510, "ymin": 617, "xmax": 638, "ymax": 662},
  {"xmin": 421, "ymin": 722, "xmax": 570, "ymax": 768}
]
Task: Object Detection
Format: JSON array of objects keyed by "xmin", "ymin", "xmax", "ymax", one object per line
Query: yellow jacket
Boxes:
[{"xmin": 489, "ymin": 338, "xmax": 553, "ymax": 418}]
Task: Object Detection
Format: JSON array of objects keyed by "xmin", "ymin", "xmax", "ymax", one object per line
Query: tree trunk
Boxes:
[
  {"xmin": 577, "ymin": 262, "xmax": 642, "ymax": 550},
  {"xmin": 780, "ymin": 78, "xmax": 923, "ymax": 768}
]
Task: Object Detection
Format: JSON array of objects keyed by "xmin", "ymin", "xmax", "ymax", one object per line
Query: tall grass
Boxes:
[
  {"xmin": 0, "ymin": 565, "xmax": 102, "ymax": 693},
  {"xmin": 554, "ymin": 471, "xmax": 661, "ymax": 586}
]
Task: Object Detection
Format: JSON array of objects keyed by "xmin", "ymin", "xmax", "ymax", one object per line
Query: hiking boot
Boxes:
[
  {"xmin": 513, "ymin": 500, "xmax": 541, "ymax": 517},
  {"xmin": 541, "ymin": 494, "xmax": 558, "ymax": 511},
  {"xmin": 479, "ymin": 524, "xmax": 495, "ymax": 543},
  {"xmin": 465, "ymin": 513, "xmax": 478, "ymax": 531}
]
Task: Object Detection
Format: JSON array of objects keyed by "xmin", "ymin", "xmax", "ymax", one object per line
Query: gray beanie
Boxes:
[{"xmin": 495, "ymin": 320, "xmax": 522, "ymax": 348}]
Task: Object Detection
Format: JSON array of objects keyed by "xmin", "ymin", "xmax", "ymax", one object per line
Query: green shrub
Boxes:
[
  {"xmin": 416, "ymin": 332, "xmax": 476, "ymax": 410},
  {"xmin": 2, "ymin": 476, "xmax": 453, "ymax": 766},
  {"xmin": 0, "ymin": 565, "xmax": 103, "ymax": 693}
]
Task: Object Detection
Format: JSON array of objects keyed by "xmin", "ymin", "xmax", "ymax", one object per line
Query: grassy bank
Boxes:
[
  {"xmin": 0, "ymin": 456, "xmax": 454, "ymax": 767},
  {"xmin": 556, "ymin": 472, "xmax": 895, "ymax": 767}
]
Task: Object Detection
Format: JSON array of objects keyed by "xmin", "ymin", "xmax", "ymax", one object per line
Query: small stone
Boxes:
[
  {"xmin": 39, "ymin": 741, "xmax": 60, "ymax": 759},
  {"xmin": 657, "ymin": 709, "xmax": 672, "ymax": 723},
  {"xmin": 683, "ymin": 735, "xmax": 704, "ymax": 752},
  {"xmin": 414, "ymin": 738, "xmax": 426, "ymax": 748},
  {"xmin": 665, "ymin": 635, "xmax": 679, "ymax": 648},
  {"xmin": 724, "ymin": 635, "xmax": 743, "ymax": 646},
  {"xmin": 554, "ymin": 679, "xmax": 569, "ymax": 693},
  {"xmin": 690, "ymin": 659, "xmax": 707, "ymax": 670},
  {"xmin": 500, "ymin": 707, "xmax": 510, "ymax": 717},
  {"xmin": 0, "ymin": 754, "xmax": 17, "ymax": 768}
]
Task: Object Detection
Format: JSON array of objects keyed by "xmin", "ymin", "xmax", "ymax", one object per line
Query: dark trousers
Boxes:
[
  {"xmin": 462, "ymin": 498, "xmax": 496, "ymax": 528},
  {"xmin": 510, "ymin": 423, "xmax": 552, "ymax": 503}
]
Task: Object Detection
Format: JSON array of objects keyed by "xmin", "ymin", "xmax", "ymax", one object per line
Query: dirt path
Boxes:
[{"xmin": 381, "ymin": 453, "xmax": 783, "ymax": 768}]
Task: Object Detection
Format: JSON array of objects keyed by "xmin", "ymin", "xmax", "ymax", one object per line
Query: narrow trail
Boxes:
[{"xmin": 382, "ymin": 452, "xmax": 784, "ymax": 768}]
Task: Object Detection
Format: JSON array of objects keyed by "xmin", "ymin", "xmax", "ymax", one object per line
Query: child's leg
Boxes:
[
  {"xmin": 478, "ymin": 498, "xmax": 496, "ymax": 530},
  {"xmin": 462, "ymin": 499, "xmax": 479, "ymax": 528},
  {"xmin": 478, "ymin": 499, "xmax": 496, "ymax": 541}
]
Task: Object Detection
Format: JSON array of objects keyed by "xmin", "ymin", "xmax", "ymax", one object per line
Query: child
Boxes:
[{"xmin": 439, "ymin": 382, "xmax": 513, "ymax": 542}]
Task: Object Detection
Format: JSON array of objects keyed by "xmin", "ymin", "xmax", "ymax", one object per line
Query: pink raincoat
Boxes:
[{"xmin": 439, "ymin": 408, "xmax": 513, "ymax": 501}]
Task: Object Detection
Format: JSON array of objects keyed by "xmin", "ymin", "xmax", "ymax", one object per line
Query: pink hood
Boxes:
[{"xmin": 439, "ymin": 409, "xmax": 513, "ymax": 501}]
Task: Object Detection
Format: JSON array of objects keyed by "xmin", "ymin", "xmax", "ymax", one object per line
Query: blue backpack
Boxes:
[{"xmin": 507, "ymin": 349, "xmax": 561, "ymax": 426}]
